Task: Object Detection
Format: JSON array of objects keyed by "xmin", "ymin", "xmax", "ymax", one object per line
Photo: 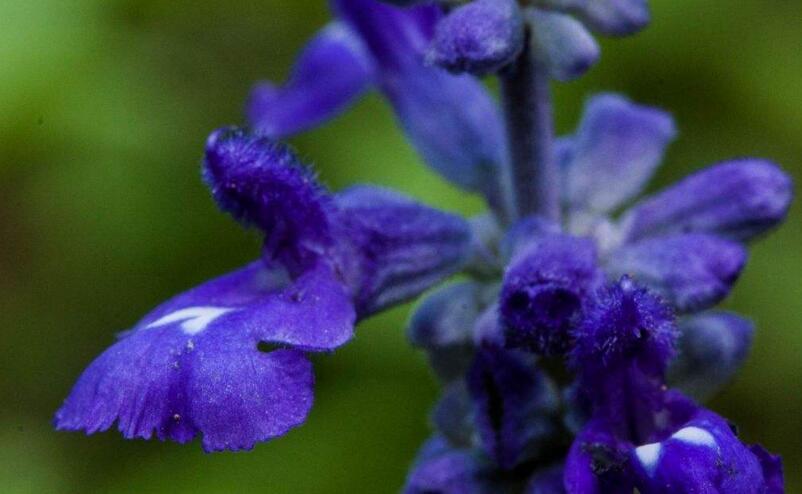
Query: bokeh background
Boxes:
[{"xmin": 1, "ymin": 0, "xmax": 800, "ymax": 492}]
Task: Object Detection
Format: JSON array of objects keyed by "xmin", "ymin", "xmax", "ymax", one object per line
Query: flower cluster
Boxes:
[
  {"xmin": 56, "ymin": 128, "xmax": 472, "ymax": 452},
  {"xmin": 56, "ymin": 0, "xmax": 792, "ymax": 492},
  {"xmin": 405, "ymin": 93, "xmax": 790, "ymax": 491}
]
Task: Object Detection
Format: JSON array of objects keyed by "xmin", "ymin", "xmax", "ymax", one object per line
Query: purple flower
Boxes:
[
  {"xmin": 403, "ymin": 91, "xmax": 789, "ymax": 491},
  {"xmin": 467, "ymin": 348, "xmax": 559, "ymax": 469},
  {"xmin": 500, "ymin": 233, "xmax": 602, "ymax": 355},
  {"xmin": 248, "ymin": 0, "xmax": 506, "ymax": 205},
  {"xmin": 562, "ymin": 94, "xmax": 791, "ymax": 311},
  {"xmin": 55, "ymin": 0, "xmax": 791, "ymax": 486},
  {"xmin": 565, "ymin": 392, "xmax": 784, "ymax": 494},
  {"xmin": 564, "ymin": 278, "xmax": 782, "ymax": 493},
  {"xmin": 55, "ymin": 128, "xmax": 472, "ymax": 451},
  {"xmin": 498, "ymin": 93, "xmax": 791, "ymax": 354}
]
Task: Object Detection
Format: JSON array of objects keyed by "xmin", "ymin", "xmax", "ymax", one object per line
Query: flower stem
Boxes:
[{"xmin": 499, "ymin": 37, "xmax": 560, "ymax": 222}]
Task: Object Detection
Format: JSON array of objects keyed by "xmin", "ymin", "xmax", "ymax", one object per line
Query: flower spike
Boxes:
[{"xmin": 58, "ymin": 0, "xmax": 791, "ymax": 489}]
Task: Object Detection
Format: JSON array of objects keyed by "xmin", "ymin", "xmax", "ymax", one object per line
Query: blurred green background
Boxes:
[{"xmin": 1, "ymin": 0, "xmax": 800, "ymax": 492}]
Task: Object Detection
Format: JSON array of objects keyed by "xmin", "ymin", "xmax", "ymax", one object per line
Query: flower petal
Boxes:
[
  {"xmin": 750, "ymin": 444, "xmax": 785, "ymax": 494},
  {"xmin": 246, "ymin": 22, "xmax": 374, "ymax": 138},
  {"xmin": 203, "ymin": 128, "xmax": 334, "ymax": 269},
  {"xmin": 187, "ymin": 345, "xmax": 313, "ymax": 452},
  {"xmin": 428, "ymin": 0, "xmax": 524, "ymax": 76},
  {"xmin": 630, "ymin": 408, "xmax": 767, "ymax": 493},
  {"xmin": 668, "ymin": 311, "xmax": 754, "ymax": 401},
  {"xmin": 500, "ymin": 215, "xmax": 562, "ymax": 261},
  {"xmin": 407, "ymin": 281, "xmax": 488, "ymax": 382},
  {"xmin": 540, "ymin": 0, "xmax": 650, "ymax": 36},
  {"xmin": 336, "ymin": 186, "xmax": 472, "ymax": 316},
  {"xmin": 55, "ymin": 259, "xmax": 356, "ymax": 450},
  {"xmin": 137, "ymin": 260, "xmax": 355, "ymax": 352},
  {"xmin": 55, "ymin": 326, "xmax": 198, "ymax": 442},
  {"xmin": 564, "ymin": 419, "xmax": 635, "ymax": 494},
  {"xmin": 563, "ymin": 93, "xmax": 676, "ymax": 215},
  {"xmin": 408, "ymin": 281, "xmax": 484, "ymax": 349},
  {"xmin": 528, "ymin": 9, "xmax": 600, "ymax": 82},
  {"xmin": 55, "ymin": 319, "xmax": 314, "ymax": 451},
  {"xmin": 404, "ymin": 438, "xmax": 490, "ymax": 494},
  {"xmin": 500, "ymin": 234, "xmax": 602, "ymax": 355},
  {"xmin": 331, "ymin": 0, "xmax": 438, "ymax": 71},
  {"xmin": 467, "ymin": 348, "xmax": 559, "ymax": 469},
  {"xmin": 333, "ymin": 0, "xmax": 507, "ymax": 195},
  {"xmin": 431, "ymin": 382, "xmax": 475, "ymax": 448},
  {"xmin": 606, "ymin": 233, "xmax": 747, "ymax": 312},
  {"xmin": 385, "ymin": 67, "xmax": 507, "ymax": 197},
  {"xmin": 620, "ymin": 159, "xmax": 793, "ymax": 243}
]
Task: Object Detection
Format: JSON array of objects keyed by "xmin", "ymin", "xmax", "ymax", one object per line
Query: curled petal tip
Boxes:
[{"xmin": 203, "ymin": 127, "xmax": 333, "ymax": 266}]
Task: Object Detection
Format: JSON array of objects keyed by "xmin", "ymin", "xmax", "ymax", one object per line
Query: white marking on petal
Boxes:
[
  {"xmin": 635, "ymin": 442, "xmax": 662, "ymax": 476},
  {"xmin": 671, "ymin": 426, "xmax": 717, "ymax": 448},
  {"xmin": 147, "ymin": 306, "xmax": 234, "ymax": 335}
]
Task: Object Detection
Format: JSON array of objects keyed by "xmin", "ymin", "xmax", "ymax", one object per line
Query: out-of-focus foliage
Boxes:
[{"xmin": 0, "ymin": 0, "xmax": 799, "ymax": 492}]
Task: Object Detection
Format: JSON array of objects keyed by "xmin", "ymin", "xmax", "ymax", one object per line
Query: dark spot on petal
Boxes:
[{"xmin": 257, "ymin": 341, "xmax": 285, "ymax": 353}]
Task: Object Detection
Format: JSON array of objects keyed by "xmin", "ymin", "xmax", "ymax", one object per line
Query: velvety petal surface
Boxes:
[
  {"xmin": 629, "ymin": 408, "xmax": 767, "ymax": 493},
  {"xmin": 407, "ymin": 281, "xmax": 486, "ymax": 382},
  {"xmin": 56, "ymin": 323, "xmax": 314, "ymax": 452},
  {"xmin": 203, "ymin": 128, "xmax": 334, "ymax": 269},
  {"xmin": 562, "ymin": 93, "xmax": 676, "ymax": 215},
  {"xmin": 606, "ymin": 233, "xmax": 747, "ymax": 312},
  {"xmin": 137, "ymin": 260, "xmax": 355, "ymax": 351},
  {"xmin": 620, "ymin": 159, "xmax": 793, "ymax": 243},
  {"xmin": 336, "ymin": 186, "xmax": 472, "ymax": 316},
  {"xmin": 564, "ymin": 419, "xmax": 634, "ymax": 494},
  {"xmin": 500, "ymin": 234, "xmax": 601, "ymax": 355},
  {"xmin": 55, "ymin": 260, "xmax": 356, "ymax": 451},
  {"xmin": 750, "ymin": 444, "xmax": 785, "ymax": 494},
  {"xmin": 246, "ymin": 22, "xmax": 374, "ymax": 138},
  {"xmin": 428, "ymin": 0, "xmax": 524, "ymax": 75},
  {"xmin": 571, "ymin": 276, "xmax": 677, "ymax": 378}
]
